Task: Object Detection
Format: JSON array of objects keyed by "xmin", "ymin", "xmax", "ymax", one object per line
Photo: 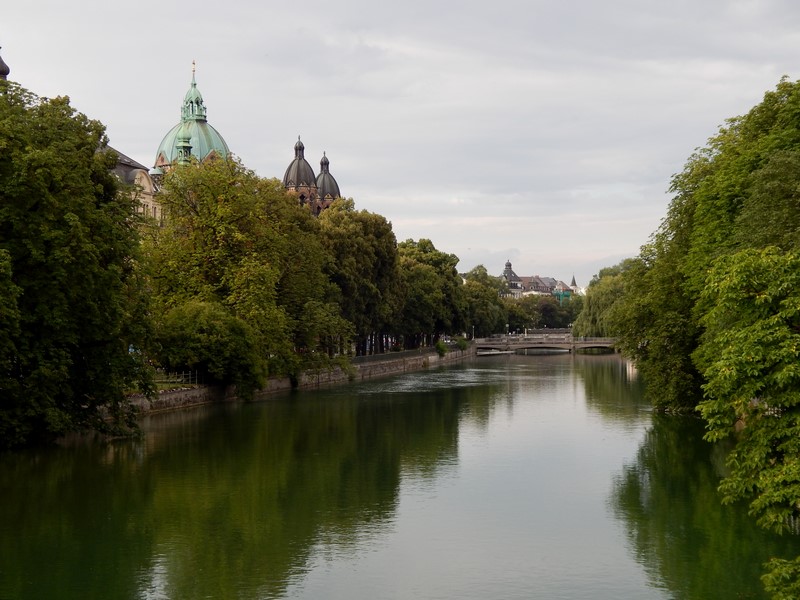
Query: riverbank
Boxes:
[{"xmin": 129, "ymin": 344, "xmax": 476, "ymax": 415}]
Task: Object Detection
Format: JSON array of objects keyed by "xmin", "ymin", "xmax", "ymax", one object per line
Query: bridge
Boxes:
[{"xmin": 474, "ymin": 333, "xmax": 616, "ymax": 354}]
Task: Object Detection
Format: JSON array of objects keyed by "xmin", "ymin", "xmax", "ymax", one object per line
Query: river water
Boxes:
[{"xmin": 1, "ymin": 353, "xmax": 799, "ymax": 599}]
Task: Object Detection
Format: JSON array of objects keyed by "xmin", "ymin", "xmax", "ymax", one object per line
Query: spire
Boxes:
[
  {"xmin": 176, "ymin": 122, "xmax": 193, "ymax": 165},
  {"xmin": 181, "ymin": 61, "xmax": 207, "ymax": 121},
  {"xmin": 0, "ymin": 47, "xmax": 10, "ymax": 81},
  {"xmin": 294, "ymin": 135, "xmax": 305, "ymax": 158},
  {"xmin": 315, "ymin": 151, "xmax": 340, "ymax": 200}
]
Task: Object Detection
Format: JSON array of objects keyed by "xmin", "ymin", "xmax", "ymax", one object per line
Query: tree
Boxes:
[
  {"xmin": 461, "ymin": 265, "xmax": 507, "ymax": 337},
  {"xmin": 696, "ymin": 249, "xmax": 800, "ymax": 528},
  {"xmin": 156, "ymin": 300, "xmax": 266, "ymax": 400},
  {"xmin": 694, "ymin": 248, "xmax": 800, "ymax": 595},
  {"xmin": 395, "ymin": 239, "xmax": 466, "ymax": 347},
  {"xmin": 573, "ymin": 260, "xmax": 634, "ymax": 337},
  {"xmin": 0, "ymin": 83, "xmax": 153, "ymax": 447},
  {"xmin": 595, "ymin": 78, "xmax": 800, "ymax": 410},
  {"xmin": 318, "ymin": 199, "xmax": 400, "ymax": 355},
  {"xmin": 146, "ymin": 158, "xmax": 350, "ymax": 379}
]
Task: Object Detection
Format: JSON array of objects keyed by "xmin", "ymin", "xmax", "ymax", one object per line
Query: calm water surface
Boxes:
[{"xmin": 2, "ymin": 354, "xmax": 799, "ymax": 599}]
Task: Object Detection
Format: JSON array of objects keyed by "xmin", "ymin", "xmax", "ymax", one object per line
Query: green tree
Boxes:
[
  {"xmin": 0, "ymin": 83, "xmax": 153, "ymax": 447},
  {"xmin": 503, "ymin": 295, "xmax": 539, "ymax": 333},
  {"xmin": 696, "ymin": 249, "xmax": 800, "ymax": 529},
  {"xmin": 146, "ymin": 158, "xmax": 349, "ymax": 380},
  {"xmin": 535, "ymin": 295, "xmax": 573, "ymax": 329},
  {"xmin": 318, "ymin": 199, "xmax": 400, "ymax": 355},
  {"xmin": 461, "ymin": 266, "xmax": 506, "ymax": 337},
  {"xmin": 396, "ymin": 239, "xmax": 466, "ymax": 347},
  {"xmin": 694, "ymin": 248, "xmax": 800, "ymax": 596},
  {"xmin": 600, "ymin": 79, "xmax": 800, "ymax": 410},
  {"xmin": 573, "ymin": 260, "xmax": 634, "ymax": 337},
  {"xmin": 156, "ymin": 300, "xmax": 266, "ymax": 400}
]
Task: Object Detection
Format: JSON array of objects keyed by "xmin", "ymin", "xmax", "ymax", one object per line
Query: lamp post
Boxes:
[{"xmin": 472, "ymin": 325, "xmax": 475, "ymax": 340}]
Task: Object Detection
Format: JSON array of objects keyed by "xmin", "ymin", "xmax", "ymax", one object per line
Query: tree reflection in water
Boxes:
[{"xmin": 610, "ymin": 413, "xmax": 800, "ymax": 599}]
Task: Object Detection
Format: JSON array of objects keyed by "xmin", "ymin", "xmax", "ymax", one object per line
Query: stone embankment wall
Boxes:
[{"xmin": 132, "ymin": 345, "xmax": 475, "ymax": 415}]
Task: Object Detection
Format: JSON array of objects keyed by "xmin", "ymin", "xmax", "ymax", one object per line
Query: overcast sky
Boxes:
[{"xmin": 4, "ymin": 0, "xmax": 800, "ymax": 286}]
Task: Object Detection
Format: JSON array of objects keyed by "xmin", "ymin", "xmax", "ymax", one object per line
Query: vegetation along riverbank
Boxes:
[
  {"xmin": 573, "ymin": 77, "xmax": 800, "ymax": 597},
  {"xmin": 4, "ymin": 56, "xmax": 800, "ymax": 597},
  {"xmin": 2, "ymin": 78, "xmax": 579, "ymax": 450}
]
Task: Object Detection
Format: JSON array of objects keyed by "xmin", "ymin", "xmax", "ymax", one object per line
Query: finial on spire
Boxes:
[{"xmin": 192, "ymin": 59, "xmax": 196, "ymax": 74}]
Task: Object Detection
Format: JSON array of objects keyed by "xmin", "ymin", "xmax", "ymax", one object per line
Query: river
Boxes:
[{"xmin": 1, "ymin": 353, "xmax": 798, "ymax": 599}]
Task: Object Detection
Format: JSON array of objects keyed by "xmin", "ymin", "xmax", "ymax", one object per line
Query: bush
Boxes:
[
  {"xmin": 156, "ymin": 300, "xmax": 267, "ymax": 400},
  {"xmin": 435, "ymin": 340, "xmax": 448, "ymax": 357}
]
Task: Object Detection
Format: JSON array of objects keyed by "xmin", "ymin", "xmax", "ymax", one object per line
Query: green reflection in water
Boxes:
[
  {"xmin": 610, "ymin": 412, "xmax": 800, "ymax": 599},
  {"xmin": 0, "ymin": 377, "xmax": 497, "ymax": 600},
  {"xmin": 0, "ymin": 357, "xmax": 798, "ymax": 599}
]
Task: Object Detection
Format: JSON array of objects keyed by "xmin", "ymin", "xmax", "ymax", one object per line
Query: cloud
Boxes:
[{"xmin": 3, "ymin": 0, "xmax": 800, "ymax": 287}]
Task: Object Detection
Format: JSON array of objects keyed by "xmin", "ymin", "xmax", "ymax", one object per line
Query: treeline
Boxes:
[
  {"xmin": 574, "ymin": 77, "xmax": 800, "ymax": 596},
  {"xmin": 0, "ymin": 81, "xmax": 580, "ymax": 448}
]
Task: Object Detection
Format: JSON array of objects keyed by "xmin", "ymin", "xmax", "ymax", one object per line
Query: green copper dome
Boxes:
[{"xmin": 153, "ymin": 66, "xmax": 229, "ymax": 169}]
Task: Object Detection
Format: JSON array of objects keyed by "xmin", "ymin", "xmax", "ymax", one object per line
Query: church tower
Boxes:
[
  {"xmin": 315, "ymin": 152, "xmax": 341, "ymax": 207},
  {"xmin": 282, "ymin": 138, "xmax": 341, "ymax": 215},
  {"xmin": 152, "ymin": 63, "xmax": 230, "ymax": 175},
  {"xmin": 0, "ymin": 47, "xmax": 9, "ymax": 81}
]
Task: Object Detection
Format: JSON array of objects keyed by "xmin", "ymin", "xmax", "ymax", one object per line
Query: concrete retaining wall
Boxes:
[{"xmin": 132, "ymin": 345, "xmax": 475, "ymax": 414}]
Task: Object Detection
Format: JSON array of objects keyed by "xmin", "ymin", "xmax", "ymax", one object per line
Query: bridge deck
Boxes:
[{"xmin": 474, "ymin": 335, "xmax": 616, "ymax": 353}]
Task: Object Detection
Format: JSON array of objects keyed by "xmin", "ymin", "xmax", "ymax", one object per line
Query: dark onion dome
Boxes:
[
  {"xmin": 315, "ymin": 152, "xmax": 340, "ymax": 200},
  {"xmin": 153, "ymin": 64, "xmax": 229, "ymax": 170},
  {"xmin": 0, "ymin": 47, "xmax": 9, "ymax": 81},
  {"xmin": 282, "ymin": 136, "xmax": 317, "ymax": 188}
]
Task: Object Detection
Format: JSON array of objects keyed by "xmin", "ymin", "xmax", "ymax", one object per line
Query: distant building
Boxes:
[
  {"xmin": 151, "ymin": 64, "xmax": 341, "ymax": 216},
  {"xmin": 110, "ymin": 148, "xmax": 161, "ymax": 224},
  {"xmin": 282, "ymin": 137, "xmax": 342, "ymax": 215},
  {"xmin": 151, "ymin": 63, "xmax": 230, "ymax": 176},
  {"xmin": 6, "ymin": 50, "xmax": 344, "ymax": 221},
  {"xmin": 501, "ymin": 261, "xmax": 523, "ymax": 297},
  {"xmin": 500, "ymin": 261, "xmax": 578, "ymax": 300}
]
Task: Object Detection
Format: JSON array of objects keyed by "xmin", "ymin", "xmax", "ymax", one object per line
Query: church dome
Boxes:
[
  {"xmin": 282, "ymin": 137, "xmax": 316, "ymax": 188},
  {"xmin": 315, "ymin": 152, "xmax": 340, "ymax": 199},
  {"xmin": 0, "ymin": 47, "xmax": 10, "ymax": 81},
  {"xmin": 153, "ymin": 65, "xmax": 229, "ymax": 169}
]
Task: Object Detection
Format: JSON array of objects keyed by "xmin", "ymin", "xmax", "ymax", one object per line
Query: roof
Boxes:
[
  {"xmin": 0, "ymin": 47, "xmax": 9, "ymax": 80},
  {"xmin": 282, "ymin": 137, "xmax": 317, "ymax": 188},
  {"xmin": 108, "ymin": 146, "xmax": 149, "ymax": 184},
  {"xmin": 154, "ymin": 67, "xmax": 230, "ymax": 168},
  {"xmin": 315, "ymin": 152, "xmax": 340, "ymax": 199},
  {"xmin": 502, "ymin": 260, "xmax": 522, "ymax": 284}
]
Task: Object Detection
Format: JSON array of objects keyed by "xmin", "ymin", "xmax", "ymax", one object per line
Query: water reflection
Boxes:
[
  {"xmin": 575, "ymin": 353, "xmax": 650, "ymax": 430},
  {"xmin": 0, "ymin": 374, "xmax": 497, "ymax": 600},
  {"xmin": 610, "ymin": 414, "xmax": 800, "ymax": 599},
  {"xmin": 1, "ymin": 356, "xmax": 798, "ymax": 599}
]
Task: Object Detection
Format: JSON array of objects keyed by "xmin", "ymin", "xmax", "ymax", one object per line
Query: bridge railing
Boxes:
[{"xmin": 474, "ymin": 335, "xmax": 616, "ymax": 345}]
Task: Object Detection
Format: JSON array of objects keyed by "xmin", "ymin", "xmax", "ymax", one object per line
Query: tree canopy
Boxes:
[
  {"xmin": 573, "ymin": 77, "xmax": 800, "ymax": 593},
  {"xmin": 0, "ymin": 82, "xmax": 152, "ymax": 446},
  {"xmin": 0, "ymin": 80, "xmax": 585, "ymax": 449},
  {"xmin": 145, "ymin": 158, "xmax": 353, "ymax": 389}
]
